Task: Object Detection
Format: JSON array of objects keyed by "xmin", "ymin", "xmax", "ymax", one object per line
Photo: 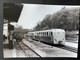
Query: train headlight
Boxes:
[{"xmin": 59, "ymin": 41, "xmax": 62, "ymax": 44}]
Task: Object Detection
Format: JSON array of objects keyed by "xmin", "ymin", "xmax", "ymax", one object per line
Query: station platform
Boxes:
[
  {"xmin": 3, "ymin": 39, "xmax": 15, "ymax": 58},
  {"xmin": 3, "ymin": 39, "xmax": 77, "ymax": 58},
  {"xmin": 3, "ymin": 39, "xmax": 25, "ymax": 58},
  {"xmin": 3, "ymin": 48, "xmax": 16, "ymax": 58}
]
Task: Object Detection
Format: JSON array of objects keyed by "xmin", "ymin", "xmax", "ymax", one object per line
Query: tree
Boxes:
[{"xmin": 34, "ymin": 7, "xmax": 79, "ymax": 31}]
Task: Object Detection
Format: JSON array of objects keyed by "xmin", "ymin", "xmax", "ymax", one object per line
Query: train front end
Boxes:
[{"xmin": 52, "ymin": 29, "xmax": 65, "ymax": 45}]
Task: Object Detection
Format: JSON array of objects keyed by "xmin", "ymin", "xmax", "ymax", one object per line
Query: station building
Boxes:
[{"xmin": 3, "ymin": 3, "xmax": 23, "ymax": 49}]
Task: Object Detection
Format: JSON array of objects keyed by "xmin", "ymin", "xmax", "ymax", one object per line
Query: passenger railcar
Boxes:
[{"xmin": 28, "ymin": 29, "xmax": 65, "ymax": 45}]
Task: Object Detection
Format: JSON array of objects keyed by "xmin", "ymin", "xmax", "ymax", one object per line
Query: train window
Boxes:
[
  {"xmin": 43, "ymin": 32, "xmax": 44, "ymax": 36},
  {"xmin": 51, "ymin": 32, "xmax": 53, "ymax": 36},
  {"xmin": 46, "ymin": 32, "xmax": 47, "ymax": 36},
  {"xmin": 39, "ymin": 33, "xmax": 40, "ymax": 35},
  {"xmin": 42, "ymin": 33, "xmax": 43, "ymax": 35},
  {"xmin": 44, "ymin": 32, "xmax": 46, "ymax": 36},
  {"xmin": 42, "ymin": 33, "xmax": 43, "ymax": 36},
  {"xmin": 39, "ymin": 32, "xmax": 40, "ymax": 35},
  {"xmin": 46, "ymin": 32, "xmax": 48, "ymax": 36},
  {"xmin": 43, "ymin": 32, "xmax": 45, "ymax": 36},
  {"xmin": 37, "ymin": 33, "xmax": 38, "ymax": 35},
  {"xmin": 49, "ymin": 32, "xmax": 51, "ymax": 36},
  {"xmin": 42, "ymin": 32, "xmax": 43, "ymax": 36},
  {"xmin": 43, "ymin": 33, "xmax": 45, "ymax": 36},
  {"xmin": 48, "ymin": 32, "xmax": 50, "ymax": 36},
  {"xmin": 40, "ymin": 33, "xmax": 41, "ymax": 35},
  {"xmin": 41, "ymin": 32, "xmax": 42, "ymax": 36},
  {"xmin": 45, "ymin": 32, "xmax": 46, "ymax": 36},
  {"xmin": 40, "ymin": 32, "xmax": 41, "ymax": 35},
  {"xmin": 38, "ymin": 33, "xmax": 39, "ymax": 35}
]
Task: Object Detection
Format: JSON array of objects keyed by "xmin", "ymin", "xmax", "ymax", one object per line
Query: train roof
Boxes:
[{"xmin": 29, "ymin": 29, "xmax": 65, "ymax": 33}]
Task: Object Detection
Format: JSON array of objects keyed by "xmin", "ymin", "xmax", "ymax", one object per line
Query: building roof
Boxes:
[{"xmin": 3, "ymin": 3, "xmax": 23, "ymax": 22}]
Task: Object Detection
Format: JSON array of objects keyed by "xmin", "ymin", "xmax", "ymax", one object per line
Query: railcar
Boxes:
[{"xmin": 28, "ymin": 29, "xmax": 65, "ymax": 45}]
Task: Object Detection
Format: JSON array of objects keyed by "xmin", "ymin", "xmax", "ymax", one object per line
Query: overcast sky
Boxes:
[{"xmin": 11, "ymin": 4, "xmax": 79, "ymax": 29}]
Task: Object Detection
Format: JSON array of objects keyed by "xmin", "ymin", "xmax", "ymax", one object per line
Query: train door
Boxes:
[{"xmin": 50, "ymin": 32, "xmax": 54, "ymax": 44}]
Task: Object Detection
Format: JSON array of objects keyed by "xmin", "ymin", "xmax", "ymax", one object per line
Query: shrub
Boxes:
[{"xmin": 13, "ymin": 32, "xmax": 24, "ymax": 42}]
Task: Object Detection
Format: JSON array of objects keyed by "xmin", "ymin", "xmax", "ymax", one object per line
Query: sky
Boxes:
[{"xmin": 11, "ymin": 4, "xmax": 79, "ymax": 29}]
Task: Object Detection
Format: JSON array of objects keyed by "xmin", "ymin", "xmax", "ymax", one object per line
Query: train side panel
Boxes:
[{"xmin": 28, "ymin": 29, "xmax": 65, "ymax": 45}]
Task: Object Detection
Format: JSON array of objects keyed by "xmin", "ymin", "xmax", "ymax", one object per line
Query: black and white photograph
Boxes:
[{"xmin": 3, "ymin": 3, "xmax": 79, "ymax": 58}]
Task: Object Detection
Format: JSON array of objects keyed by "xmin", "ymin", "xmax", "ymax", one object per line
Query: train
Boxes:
[{"xmin": 27, "ymin": 29, "xmax": 65, "ymax": 45}]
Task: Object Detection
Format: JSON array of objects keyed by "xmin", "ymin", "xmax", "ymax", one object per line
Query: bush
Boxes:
[
  {"xmin": 13, "ymin": 32, "xmax": 24, "ymax": 42},
  {"xmin": 65, "ymin": 33, "xmax": 78, "ymax": 40}
]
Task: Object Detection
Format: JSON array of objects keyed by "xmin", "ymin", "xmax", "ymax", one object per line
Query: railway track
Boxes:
[
  {"xmin": 56, "ymin": 45, "xmax": 78, "ymax": 53},
  {"xmin": 17, "ymin": 41, "xmax": 42, "ymax": 57},
  {"xmin": 42, "ymin": 42, "xmax": 78, "ymax": 53},
  {"xmin": 32, "ymin": 39, "xmax": 78, "ymax": 53}
]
